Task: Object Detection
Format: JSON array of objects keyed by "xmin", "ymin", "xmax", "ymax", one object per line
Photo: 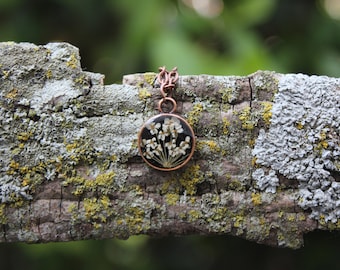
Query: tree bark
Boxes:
[{"xmin": 0, "ymin": 42, "xmax": 339, "ymax": 249}]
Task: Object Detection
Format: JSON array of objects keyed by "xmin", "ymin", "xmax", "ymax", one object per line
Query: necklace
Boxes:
[{"xmin": 138, "ymin": 67, "xmax": 195, "ymax": 171}]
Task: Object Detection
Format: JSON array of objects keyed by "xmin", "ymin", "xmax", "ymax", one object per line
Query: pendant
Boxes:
[
  {"xmin": 138, "ymin": 67, "xmax": 195, "ymax": 171},
  {"xmin": 138, "ymin": 113, "xmax": 195, "ymax": 171}
]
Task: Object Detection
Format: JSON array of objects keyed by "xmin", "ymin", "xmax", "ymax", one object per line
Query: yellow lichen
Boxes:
[
  {"xmin": 9, "ymin": 160, "xmax": 20, "ymax": 170},
  {"xmin": 251, "ymin": 157, "xmax": 258, "ymax": 168},
  {"xmin": 196, "ymin": 140, "xmax": 220, "ymax": 153},
  {"xmin": 222, "ymin": 117, "xmax": 230, "ymax": 135},
  {"xmin": 297, "ymin": 213, "xmax": 306, "ymax": 221},
  {"xmin": 17, "ymin": 132, "xmax": 32, "ymax": 142},
  {"xmin": 122, "ymin": 206, "xmax": 146, "ymax": 234},
  {"xmin": 248, "ymin": 138, "xmax": 255, "ymax": 147},
  {"xmin": 287, "ymin": 213, "xmax": 295, "ymax": 222},
  {"xmin": 2, "ymin": 70, "xmax": 10, "ymax": 79},
  {"xmin": 83, "ymin": 195, "xmax": 112, "ymax": 224},
  {"xmin": 22, "ymin": 178, "xmax": 30, "ymax": 187},
  {"xmin": 219, "ymin": 88, "xmax": 233, "ymax": 103},
  {"xmin": 187, "ymin": 103, "xmax": 204, "ymax": 127},
  {"xmin": 138, "ymin": 88, "xmax": 152, "ymax": 100},
  {"xmin": 277, "ymin": 231, "xmax": 285, "ymax": 242},
  {"xmin": 233, "ymin": 215, "xmax": 244, "ymax": 228},
  {"xmin": 74, "ymin": 75, "xmax": 87, "ymax": 84},
  {"xmin": 278, "ymin": 211, "xmax": 284, "ymax": 218},
  {"xmin": 251, "ymin": 192, "xmax": 262, "ymax": 206},
  {"xmin": 319, "ymin": 214, "xmax": 326, "ymax": 226},
  {"xmin": 179, "ymin": 164, "xmax": 204, "ymax": 196},
  {"xmin": 161, "ymin": 165, "xmax": 204, "ymax": 196},
  {"xmin": 295, "ymin": 122, "xmax": 304, "ymax": 130},
  {"xmin": 65, "ymin": 141, "xmax": 78, "ymax": 152},
  {"xmin": 0, "ymin": 204, "xmax": 7, "ymax": 225},
  {"xmin": 66, "ymin": 53, "xmax": 78, "ymax": 69},
  {"xmin": 315, "ymin": 130, "xmax": 329, "ymax": 151},
  {"xmin": 63, "ymin": 171, "xmax": 115, "ymax": 196},
  {"xmin": 237, "ymin": 106, "xmax": 254, "ymax": 130},
  {"xmin": 164, "ymin": 193, "xmax": 180, "ymax": 206},
  {"xmin": 45, "ymin": 69, "xmax": 52, "ymax": 79},
  {"xmin": 226, "ymin": 178, "xmax": 245, "ymax": 191},
  {"xmin": 5, "ymin": 88, "xmax": 18, "ymax": 99},
  {"xmin": 143, "ymin": 72, "xmax": 157, "ymax": 85},
  {"xmin": 261, "ymin": 101, "xmax": 273, "ymax": 126},
  {"xmin": 161, "ymin": 178, "xmax": 180, "ymax": 195},
  {"xmin": 188, "ymin": 209, "xmax": 202, "ymax": 221}
]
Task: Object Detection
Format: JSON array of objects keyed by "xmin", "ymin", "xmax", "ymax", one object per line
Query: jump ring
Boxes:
[{"xmin": 158, "ymin": 97, "xmax": 177, "ymax": 113}]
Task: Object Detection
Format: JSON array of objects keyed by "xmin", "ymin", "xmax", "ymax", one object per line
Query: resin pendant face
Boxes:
[{"xmin": 138, "ymin": 113, "xmax": 195, "ymax": 171}]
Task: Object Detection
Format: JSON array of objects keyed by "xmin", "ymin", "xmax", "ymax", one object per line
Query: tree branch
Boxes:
[{"xmin": 0, "ymin": 42, "xmax": 339, "ymax": 248}]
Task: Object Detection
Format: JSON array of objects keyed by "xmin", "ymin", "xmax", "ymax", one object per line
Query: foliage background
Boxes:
[{"xmin": 0, "ymin": 0, "xmax": 339, "ymax": 269}]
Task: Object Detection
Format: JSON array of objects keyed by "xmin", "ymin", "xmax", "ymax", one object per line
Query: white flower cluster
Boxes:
[{"xmin": 141, "ymin": 116, "xmax": 191, "ymax": 168}]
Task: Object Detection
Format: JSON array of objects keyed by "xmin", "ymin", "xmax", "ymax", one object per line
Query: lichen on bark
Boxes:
[{"xmin": 0, "ymin": 42, "xmax": 339, "ymax": 248}]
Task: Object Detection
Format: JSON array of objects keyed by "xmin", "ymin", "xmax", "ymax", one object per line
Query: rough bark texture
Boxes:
[{"xmin": 0, "ymin": 42, "xmax": 339, "ymax": 249}]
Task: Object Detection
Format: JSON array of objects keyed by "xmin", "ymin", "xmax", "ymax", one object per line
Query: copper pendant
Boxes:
[
  {"xmin": 137, "ymin": 67, "xmax": 195, "ymax": 171},
  {"xmin": 138, "ymin": 113, "xmax": 195, "ymax": 171}
]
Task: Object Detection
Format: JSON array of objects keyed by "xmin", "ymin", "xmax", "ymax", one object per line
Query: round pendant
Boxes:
[{"xmin": 138, "ymin": 113, "xmax": 195, "ymax": 171}]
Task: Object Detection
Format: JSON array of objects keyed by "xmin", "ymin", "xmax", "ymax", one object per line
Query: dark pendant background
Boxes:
[{"xmin": 139, "ymin": 113, "xmax": 195, "ymax": 170}]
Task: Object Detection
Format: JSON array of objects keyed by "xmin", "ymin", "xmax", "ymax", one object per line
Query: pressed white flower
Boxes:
[
  {"xmin": 165, "ymin": 140, "xmax": 176, "ymax": 150},
  {"xmin": 153, "ymin": 144, "xmax": 163, "ymax": 156},
  {"xmin": 157, "ymin": 129, "xmax": 168, "ymax": 141},
  {"xmin": 141, "ymin": 116, "xmax": 193, "ymax": 168},
  {"xmin": 163, "ymin": 117, "xmax": 180, "ymax": 132},
  {"xmin": 146, "ymin": 121, "xmax": 161, "ymax": 135},
  {"xmin": 148, "ymin": 137, "xmax": 158, "ymax": 149},
  {"xmin": 144, "ymin": 149, "xmax": 154, "ymax": 158}
]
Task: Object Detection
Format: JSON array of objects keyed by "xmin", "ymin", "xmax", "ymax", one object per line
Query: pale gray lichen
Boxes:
[
  {"xmin": 0, "ymin": 175, "xmax": 32, "ymax": 203},
  {"xmin": 253, "ymin": 74, "xmax": 340, "ymax": 222},
  {"xmin": 30, "ymin": 79, "xmax": 81, "ymax": 111},
  {"xmin": 252, "ymin": 168, "xmax": 279, "ymax": 193}
]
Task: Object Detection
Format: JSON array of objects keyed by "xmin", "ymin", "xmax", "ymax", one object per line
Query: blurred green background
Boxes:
[{"xmin": 0, "ymin": 0, "xmax": 340, "ymax": 269}]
